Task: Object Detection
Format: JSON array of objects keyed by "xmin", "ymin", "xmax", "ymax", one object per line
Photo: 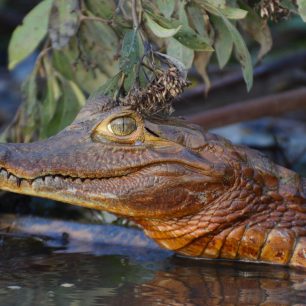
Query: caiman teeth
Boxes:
[
  {"xmin": 0, "ymin": 166, "xmax": 115, "ymax": 188},
  {"xmin": 0, "ymin": 167, "xmax": 19, "ymax": 186}
]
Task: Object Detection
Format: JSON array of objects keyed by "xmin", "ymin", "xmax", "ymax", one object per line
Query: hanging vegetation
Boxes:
[{"xmin": 3, "ymin": 0, "xmax": 306, "ymax": 142}]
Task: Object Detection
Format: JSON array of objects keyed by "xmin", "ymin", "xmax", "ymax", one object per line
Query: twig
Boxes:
[
  {"xmin": 34, "ymin": 45, "xmax": 52, "ymax": 73},
  {"xmin": 186, "ymin": 87, "xmax": 306, "ymax": 129},
  {"xmin": 132, "ymin": 0, "xmax": 139, "ymax": 29}
]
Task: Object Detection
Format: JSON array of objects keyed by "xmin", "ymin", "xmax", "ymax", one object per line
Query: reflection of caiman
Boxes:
[{"xmin": 0, "ymin": 97, "xmax": 305, "ymax": 268}]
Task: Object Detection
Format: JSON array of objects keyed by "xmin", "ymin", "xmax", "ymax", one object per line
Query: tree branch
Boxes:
[{"xmin": 186, "ymin": 87, "xmax": 306, "ymax": 129}]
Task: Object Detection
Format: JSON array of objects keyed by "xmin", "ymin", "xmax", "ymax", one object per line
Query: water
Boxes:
[{"xmin": 0, "ymin": 232, "xmax": 305, "ymax": 306}]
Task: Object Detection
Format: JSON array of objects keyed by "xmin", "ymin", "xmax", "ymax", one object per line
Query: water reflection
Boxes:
[
  {"xmin": 0, "ymin": 237, "xmax": 305, "ymax": 306},
  {"xmin": 130, "ymin": 258, "xmax": 306, "ymax": 306}
]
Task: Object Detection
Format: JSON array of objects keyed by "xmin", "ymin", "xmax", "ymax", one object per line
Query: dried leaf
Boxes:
[
  {"xmin": 239, "ymin": 5, "xmax": 272, "ymax": 61},
  {"xmin": 8, "ymin": 0, "xmax": 53, "ymax": 70},
  {"xmin": 49, "ymin": 0, "xmax": 80, "ymax": 50},
  {"xmin": 1, "ymin": 68, "xmax": 41, "ymax": 142},
  {"xmin": 194, "ymin": 51, "xmax": 212, "ymax": 92}
]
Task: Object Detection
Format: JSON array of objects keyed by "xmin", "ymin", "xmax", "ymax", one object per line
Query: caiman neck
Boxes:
[{"xmin": 135, "ymin": 166, "xmax": 306, "ymax": 269}]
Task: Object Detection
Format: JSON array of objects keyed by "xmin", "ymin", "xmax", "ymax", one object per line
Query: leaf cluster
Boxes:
[{"xmin": 4, "ymin": 0, "xmax": 305, "ymax": 142}]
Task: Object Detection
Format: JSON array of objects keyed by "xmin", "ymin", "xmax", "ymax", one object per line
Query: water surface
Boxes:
[{"xmin": 0, "ymin": 224, "xmax": 305, "ymax": 306}]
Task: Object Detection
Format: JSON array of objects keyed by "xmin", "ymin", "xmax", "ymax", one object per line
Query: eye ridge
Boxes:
[{"xmin": 108, "ymin": 116, "xmax": 137, "ymax": 136}]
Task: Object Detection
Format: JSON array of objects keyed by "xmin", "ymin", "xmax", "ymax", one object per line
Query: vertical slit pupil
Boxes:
[{"xmin": 110, "ymin": 117, "xmax": 137, "ymax": 136}]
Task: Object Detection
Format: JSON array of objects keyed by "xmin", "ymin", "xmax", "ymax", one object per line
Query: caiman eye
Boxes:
[
  {"xmin": 108, "ymin": 117, "xmax": 137, "ymax": 136},
  {"xmin": 93, "ymin": 110, "xmax": 144, "ymax": 144}
]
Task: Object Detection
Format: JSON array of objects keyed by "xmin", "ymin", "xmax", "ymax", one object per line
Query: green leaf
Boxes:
[
  {"xmin": 226, "ymin": 19, "xmax": 253, "ymax": 91},
  {"xmin": 198, "ymin": 1, "xmax": 253, "ymax": 90},
  {"xmin": 42, "ymin": 58, "xmax": 61, "ymax": 125},
  {"xmin": 167, "ymin": 37, "xmax": 194, "ymax": 69},
  {"xmin": 178, "ymin": 0, "xmax": 189, "ymax": 25},
  {"xmin": 280, "ymin": 0, "xmax": 298, "ymax": 12},
  {"xmin": 124, "ymin": 66, "xmax": 137, "ymax": 92},
  {"xmin": 211, "ymin": 15, "xmax": 233, "ymax": 68},
  {"xmin": 85, "ymin": 0, "xmax": 130, "ymax": 33},
  {"xmin": 297, "ymin": 0, "xmax": 306, "ymax": 21},
  {"xmin": 145, "ymin": 13, "xmax": 182, "ymax": 38},
  {"xmin": 197, "ymin": 0, "xmax": 247, "ymax": 19},
  {"xmin": 90, "ymin": 72, "xmax": 123, "ymax": 100},
  {"xmin": 49, "ymin": 0, "xmax": 80, "ymax": 49},
  {"xmin": 69, "ymin": 81, "xmax": 86, "ymax": 107},
  {"xmin": 8, "ymin": 0, "xmax": 53, "ymax": 70},
  {"xmin": 52, "ymin": 50, "xmax": 74, "ymax": 80},
  {"xmin": 157, "ymin": 0, "xmax": 175, "ymax": 17},
  {"xmin": 145, "ymin": 10, "xmax": 213, "ymax": 51},
  {"xmin": 119, "ymin": 30, "xmax": 143, "ymax": 74},
  {"xmin": 23, "ymin": 68, "xmax": 39, "ymax": 115},
  {"xmin": 52, "ymin": 17, "xmax": 119, "ymax": 94},
  {"xmin": 54, "ymin": 52, "xmax": 107, "ymax": 94},
  {"xmin": 80, "ymin": 18, "xmax": 119, "ymax": 76},
  {"xmin": 214, "ymin": 0, "xmax": 226, "ymax": 7},
  {"xmin": 85, "ymin": 0, "xmax": 116, "ymax": 19},
  {"xmin": 187, "ymin": 4, "xmax": 209, "ymax": 38},
  {"xmin": 219, "ymin": 6, "xmax": 248, "ymax": 19},
  {"xmin": 41, "ymin": 79, "xmax": 84, "ymax": 138}
]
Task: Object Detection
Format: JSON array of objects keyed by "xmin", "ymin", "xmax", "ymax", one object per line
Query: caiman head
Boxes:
[{"xmin": 0, "ymin": 96, "xmax": 305, "ymax": 269}]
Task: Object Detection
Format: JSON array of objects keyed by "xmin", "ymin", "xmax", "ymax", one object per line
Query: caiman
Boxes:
[{"xmin": 0, "ymin": 96, "xmax": 305, "ymax": 269}]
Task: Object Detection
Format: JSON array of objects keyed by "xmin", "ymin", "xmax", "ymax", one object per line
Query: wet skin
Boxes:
[{"xmin": 0, "ymin": 96, "xmax": 305, "ymax": 269}]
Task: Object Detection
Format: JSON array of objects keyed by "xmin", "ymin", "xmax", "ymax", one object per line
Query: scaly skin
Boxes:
[{"xmin": 0, "ymin": 96, "xmax": 305, "ymax": 268}]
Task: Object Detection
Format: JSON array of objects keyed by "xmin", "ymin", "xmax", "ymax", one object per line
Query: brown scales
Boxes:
[{"xmin": 0, "ymin": 96, "xmax": 304, "ymax": 269}]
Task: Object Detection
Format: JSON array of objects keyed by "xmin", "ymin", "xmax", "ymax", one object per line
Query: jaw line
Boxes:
[
  {"xmin": 0, "ymin": 161, "xmax": 221, "ymax": 218},
  {"xmin": 0, "ymin": 166, "xmax": 125, "ymax": 212}
]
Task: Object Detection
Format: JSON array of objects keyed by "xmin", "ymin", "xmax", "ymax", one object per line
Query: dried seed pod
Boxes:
[
  {"xmin": 257, "ymin": 0, "xmax": 291, "ymax": 21},
  {"xmin": 120, "ymin": 67, "xmax": 189, "ymax": 116}
]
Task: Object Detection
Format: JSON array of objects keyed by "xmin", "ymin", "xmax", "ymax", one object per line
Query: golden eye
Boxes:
[{"xmin": 108, "ymin": 117, "xmax": 137, "ymax": 136}]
